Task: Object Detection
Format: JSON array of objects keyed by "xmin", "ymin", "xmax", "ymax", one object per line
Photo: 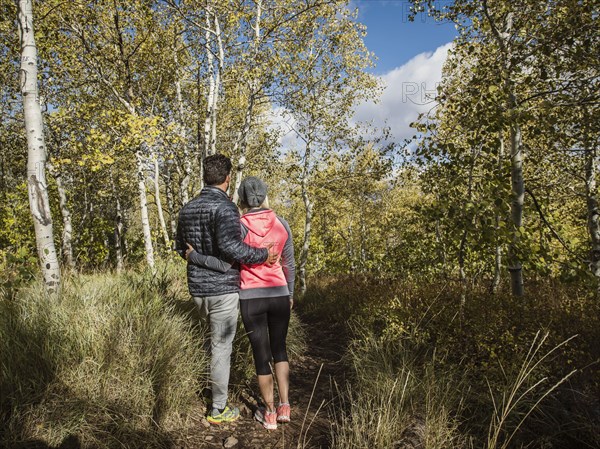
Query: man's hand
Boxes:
[
  {"xmin": 265, "ymin": 242, "xmax": 278, "ymax": 266},
  {"xmin": 185, "ymin": 243, "xmax": 194, "ymax": 260}
]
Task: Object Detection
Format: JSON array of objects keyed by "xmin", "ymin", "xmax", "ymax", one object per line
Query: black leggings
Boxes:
[{"xmin": 240, "ymin": 296, "xmax": 291, "ymax": 376}]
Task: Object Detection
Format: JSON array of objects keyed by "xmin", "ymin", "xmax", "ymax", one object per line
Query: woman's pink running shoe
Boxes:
[
  {"xmin": 276, "ymin": 402, "xmax": 290, "ymax": 423},
  {"xmin": 255, "ymin": 406, "xmax": 278, "ymax": 430}
]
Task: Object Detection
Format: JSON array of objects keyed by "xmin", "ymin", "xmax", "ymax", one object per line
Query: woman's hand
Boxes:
[
  {"xmin": 289, "ymin": 298, "xmax": 294, "ymax": 310},
  {"xmin": 185, "ymin": 243, "xmax": 194, "ymax": 260}
]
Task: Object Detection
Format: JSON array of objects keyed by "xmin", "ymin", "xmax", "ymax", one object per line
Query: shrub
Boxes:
[
  {"xmin": 0, "ymin": 269, "xmax": 207, "ymax": 448},
  {"xmin": 316, "ymin": 277, "xmax": 600, "ymax": 448},
  {"xmin": 331, "ymin": 327, "xmax": 467, "ymax": 449}
]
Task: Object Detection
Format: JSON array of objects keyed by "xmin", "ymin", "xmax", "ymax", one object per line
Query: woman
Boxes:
[{"xmin": 186, "ymin": 176, "xmax": 295, "ymax": 430}]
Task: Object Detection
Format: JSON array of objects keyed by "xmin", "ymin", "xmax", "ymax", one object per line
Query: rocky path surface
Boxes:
[{"xmin": 182, "ymin": 316, "xmax": 348, "ymax": 449}]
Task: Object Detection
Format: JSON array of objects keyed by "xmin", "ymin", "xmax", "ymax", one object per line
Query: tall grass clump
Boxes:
[
  {"xmin": 316, "ymin": 277, "xmax": 600, "ymax": 448},
  {"xmin": 0, "ymin": 268, "xmax": 207, "ymax": 448},
  {"xmin": 485, "ymin": 332, "xmax": 577, "ymax": 449},
  {"xmin": 330, "ymin": 326, "xmax": 468, "ymax": 449}
]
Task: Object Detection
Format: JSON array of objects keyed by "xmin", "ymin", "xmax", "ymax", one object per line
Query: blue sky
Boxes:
[
  {"xmin": 352, "ymin": 0, "xmax": 457, "ymax": 73},
  {"xmin": 274, "ymin": 1, "xmax": 458, "ymax": 147},
  {"xmin": 348, "ymin": 0, "xmax": 457, "ymax": 142}
]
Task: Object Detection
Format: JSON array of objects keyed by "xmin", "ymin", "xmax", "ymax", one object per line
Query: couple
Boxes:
[{"xmin": 176, "ymin": 154, "xmax": 296, "ymax": 430}]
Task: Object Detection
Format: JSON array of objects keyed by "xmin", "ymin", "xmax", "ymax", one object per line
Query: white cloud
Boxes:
[
  {"xmin": 267, "ymin": 42, "xmax": 452, "ymax": 151},
  {"xmin": 354, "ymin": 42, "xmax": 452, "ymax": 142},
  {"xmin": 266, "ymin": 106, "xmax": 298, "ymax": 150}
]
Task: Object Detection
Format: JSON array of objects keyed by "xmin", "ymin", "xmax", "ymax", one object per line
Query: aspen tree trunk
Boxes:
[
  {"xmin": 133, "ymin": 142, "xmax": 154, "ymax": 268},
  {"xmin": 491, "ymin": 138, "xmax": 504, "ymax": 294},
  {"xmin": 18, "ymin": 0, "xmax": 61, "ymax": 292},
  {"xmin": 165, "ymin": 164, "xmax": 177, "ymax": 238},
  {"xmin": 483, "ymin": 6, "xmax": 524, "ymax": 296},
  {"xmin": 232, "ymin": 0, "xmax": 262, "ymax": 203},
  {"xmin": 434, "ymin": 194, "xmax": 447, "ymax": 278},
  {"xmin": 211, "ymin": 13, "xmax": 223, "ymax": 155},
  {"xmin": 48, "ymin": 162, "xmax": 74, "ymax": 269},
  {"xmin": 174, "ymin": 43, "xmax": 191, "ymax": 205},
  {"xmin": 110, "ymin": 5, "xmax": 155, "ymax": 269},
  {"xmin": 115, "ymin": 196, "xmax": 124, "ymax": 273},
  {"xmin": 153, "ymin": 155, "xmax": 170, "ymax": 248},
  {"xmin": 297, "ymin": 144, "xmax": 313, "ymax": 296},
  {"xmin": 231, "ymin": 96, "xmax": 254, "ymax": 203},
  {"xmin": 110, "ymin": 170, "xmax": 125, "ymax": 272},
  {"xmin": 459, "ymin": 146, "xmax": 477, "ymax": 306},
  {"xmin": 196, "ymin": 66, "xmax": 205, "ymax": 188},
  {"xmin": 359, "ymin": 208, "xmax": 367, "ymax": 270},
  {"xmin": 136, "ymin": 149, "xmax": 155, "ymax": 268},
  {"xmin": 134, "ymin": 149, "xmax": 155, "ymax": 269},
  {"xmin": 507, "ymin": 112, "xmax": 524, "ymax": 296},
  {"xmin": 585, "ymin": 143, "xmax": 600, "ymax": 294},
  {"xmin": 203, "ymin": 8, "xmax": 216, "ymax": 157}
]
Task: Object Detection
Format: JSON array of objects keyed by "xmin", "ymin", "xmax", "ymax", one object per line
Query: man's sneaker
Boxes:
[
  {"xmin": 206, "ymin": 405, "xmax": 240, "ymax": 425},
  {"xmin": 254, "ymin": 406, "xmax": 278, "ymax": 430},
  {"xmin": 276, "ymin": 402, "xmax": 290, "ymax": 423}
]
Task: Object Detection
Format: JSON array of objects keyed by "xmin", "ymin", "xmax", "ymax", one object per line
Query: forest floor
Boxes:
[{"xmin": 178, "ymin": 313, "xmax": 348, "ymax": 449}]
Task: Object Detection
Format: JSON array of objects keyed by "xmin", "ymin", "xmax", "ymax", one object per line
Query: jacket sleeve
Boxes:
[
  {"xmin": 215, "ymin": 203, "xmax": 268, "ymax": 264},
  {"xmin": 278, "ymin": 216, "xmax": 296, "ymax": 298},
  {"xmin": 187, "ymin": 250, "xmax": 232, "ymax": 273}
]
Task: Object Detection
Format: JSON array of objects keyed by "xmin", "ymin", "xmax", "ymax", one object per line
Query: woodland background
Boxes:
[{"xmin": 1, "ymin": 0, "xmax": 598, "ymax": 448}]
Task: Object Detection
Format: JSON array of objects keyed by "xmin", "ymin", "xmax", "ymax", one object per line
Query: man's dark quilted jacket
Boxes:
[{"xmin": 176, "ymin": 186, "xmax": 268, "ymax": 297}]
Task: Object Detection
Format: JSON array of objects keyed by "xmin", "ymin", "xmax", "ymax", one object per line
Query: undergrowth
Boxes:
[
  {"xmin": 0, "ymin": 260, "xmax": 307, "ymax": 448},
  {"xmin": 304, "ymin": 276, "xmax": 600, "ymax": 449},
  {"xmin": 0, "ymin": 264, "xmax": 207, "ymax": 447}
]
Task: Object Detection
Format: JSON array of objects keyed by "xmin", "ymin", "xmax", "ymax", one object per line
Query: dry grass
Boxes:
[
  {"xmin": 310, "ymin": 277, "xmax": 600, "ymax": 449},
  {"xmin": 0, "ymin": 260, "xmax": 309, "ymax": 448},
  {"xmin": 0, "ymin": 264, "xmax": 207, "ymax": 447},
  {"xmin": 330, "ymin": 328, "xmax": 467, "ymax": 449}
]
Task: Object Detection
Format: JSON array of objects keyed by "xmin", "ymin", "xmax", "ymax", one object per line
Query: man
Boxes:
[{"xmin": 176, "ymin": 153, "xmax": 275, "ymax": 424}]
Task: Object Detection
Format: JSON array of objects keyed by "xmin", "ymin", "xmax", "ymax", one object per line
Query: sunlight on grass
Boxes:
[{"xmin": 0, "ymin": 266, "xmax": 207, "ymax": 447}]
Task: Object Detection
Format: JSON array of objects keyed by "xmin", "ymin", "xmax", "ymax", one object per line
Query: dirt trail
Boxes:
[{"xmin": 185, "ymin": 315, "xmax": 348, "ymax": 449}]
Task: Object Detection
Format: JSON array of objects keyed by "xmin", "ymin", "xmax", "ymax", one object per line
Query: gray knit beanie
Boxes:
[{"xmin": 238, "ymin": 176, "xmax": 268, "ymax": 207}]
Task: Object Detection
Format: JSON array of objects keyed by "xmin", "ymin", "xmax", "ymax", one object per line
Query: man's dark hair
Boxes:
[{"xmin": 203, "ymin": 154, "xmax": 232, "ymax": 186}]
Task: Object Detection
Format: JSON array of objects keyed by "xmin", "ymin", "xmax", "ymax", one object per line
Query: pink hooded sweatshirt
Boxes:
[{"xmin": 239, "ymin": 209, "xmax": 295, "ymax": 299}]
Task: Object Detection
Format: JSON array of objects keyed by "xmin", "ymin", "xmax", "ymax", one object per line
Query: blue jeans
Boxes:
[{"xmin": 193, "ymin": 293, "xmax": 239, "ymax": 410}]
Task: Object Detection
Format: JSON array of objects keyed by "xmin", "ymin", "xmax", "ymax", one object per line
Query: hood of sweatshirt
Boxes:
[{"xmin": 241, "ymin": 209, "xmax": 276, "ymax": 238}]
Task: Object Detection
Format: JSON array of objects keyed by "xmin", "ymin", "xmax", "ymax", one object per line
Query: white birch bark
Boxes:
[
  {"xmin": 297, "ymin": 144, "xmax": 313, "ymax": 296},
  {"xmin": 231, "ymin": 97, "xmax": 254, "ymax": 203},
  {"xmin": 491, "ymin": 138, "xmax": 504, "ymax": 294},
  {"xmin": 508, "ymin": 117, "xmax": 524, "ymax": 296},
  {"xmin": 585, "ymin": 143, "xmax": 600, "ymax": 293},
  {"xmin": 203, "ymin": 8, "xmax": 216, "ymax": 157},
  {"xmin": 18, "ymin": 0, "xmax": 61, "ymax": 292},
  {"xmin": 110, "ymin": 170, "xmax": 124, "ymax": 272},
  {"xmin": 484, "ymin": 5, "xmax": 524, "ymax": 296},
  {"xmin": 211, "ymin": 12, "xmax": 224, "ymax": 156},
  {"xmin": 174, "ymin": 43, "xmax": 191, "ymax": 205},
  {"xmin": 153, "ymin": 154, "xmax": 170, "ymax": 248},
  {"xmin": 196, "ymin": 66, "xmax": 205, "ymax": 188},
  {"xmin": 136, "ymin": 149, "xmax": 155, "ymax": 268},
  {"xmin": 115, "ymin": 196, "xmax": 124, "ymax": 273},
  {"xmin": 47, "ymin": 162, "xmax": 74, "ymax": 269},
  {"xmin": 231, "ymin": 0, "xmax": 262, "ymax": 204},
  {"xmin": 165, "ymin": 163, "xmax": 177, "ymax": 238}
]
